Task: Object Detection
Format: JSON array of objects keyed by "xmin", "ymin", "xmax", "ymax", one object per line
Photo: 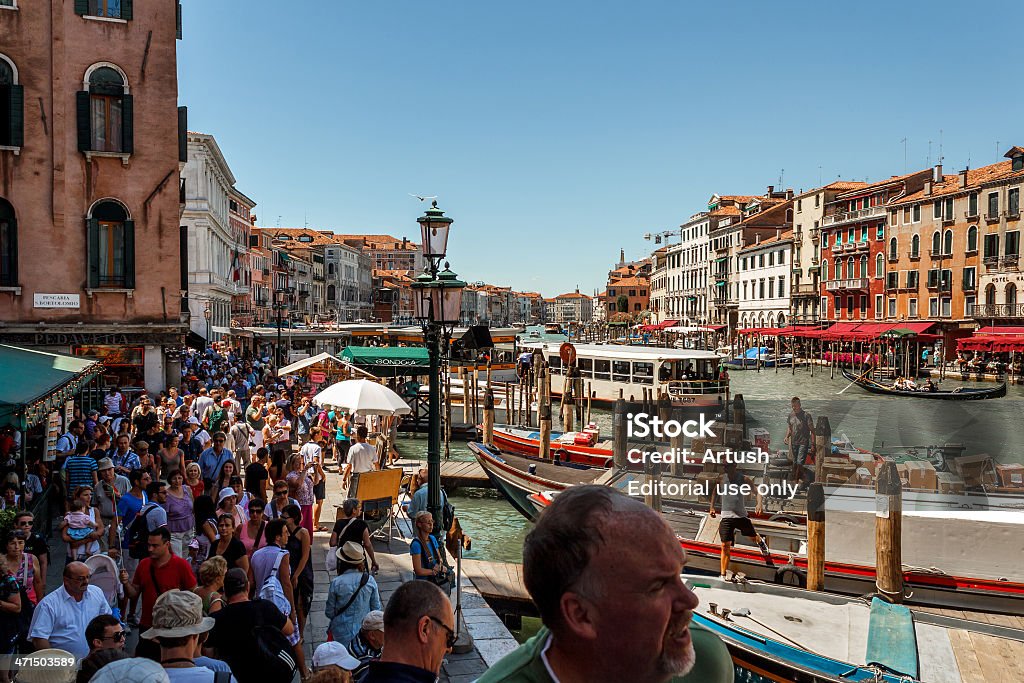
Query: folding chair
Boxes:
[{"xmin": 351, "ymin": 468, "xmax": 404, "ymax": 547}]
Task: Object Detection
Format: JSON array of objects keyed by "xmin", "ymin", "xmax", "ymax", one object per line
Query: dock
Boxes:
[
  {"xmin": 461, "ymin": 560, "xmax": 532, "ymax": 604},
  {"xmin": 393, "ymin": 457, "xmax": 492, "ymax": 489}
]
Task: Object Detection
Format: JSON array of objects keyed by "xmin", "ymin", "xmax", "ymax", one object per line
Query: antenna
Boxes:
[
  {"xmin": 818, "ymin": 166, "xmax": 822, "ymax": 186},
  {"xmin": 927, "ymin": 140, "xmax": 932, "ymax": 167},
  {"xmin": 996, "ymin": 140, "xmax": 1001, "ymax": 159},
  {"xmin": 939, "ymin": 129, "xmax": 944, "ymax": 166},
  {"xmin": 778, "ymin": 169, "xmax": 784, "ymax": 188},
  {"xmin": 900, "ymin": 137, "xmax": 908, "ymax": 174},
  {"xmin": 276, "ymin": 215, "xmax": 282, "ymax": 228}
]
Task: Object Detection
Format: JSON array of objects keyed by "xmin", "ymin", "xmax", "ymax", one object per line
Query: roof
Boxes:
[
  {"xmin": 0, "ymin": 345, "xmax": 105, "ymax": 429},
  {"xmin": 333, "ymin": 234, "xmax": 419, "ymax": 250},
  {"xmin": 340, "ymin": 346, "xmax": 430, "ymax": 378},
  {"xmin": 719, "ymin": 195, "xmax": 758, "ymax": 203},
  {"xmin": 554, "ymin": 292, "xmax": 589, "ymax": 299},
  {"xmin": 894, "ymin": 161, "xmax": 1024, "ymax": 205},
  {"xmin": 522, "ymin": 342, "xmax": 720, "ymax": 362},
  {"xmin": 834, "ymin": 169, "xmax": 930, "ymax": 199},
  {"xmin": 259, "ymin": 227, "xmax": 337, "ymax": 247},
  {"xmin": 606, "ymin": 276, "xmax": 648, "ymax": 288},
  {"xmin": 737, "ymin": 230, "xmax": 794, "ymax": 253},
  {"xmin": 708, "ymin": 206, "xmax": 742, "ymax": 217},
  {"xmin": 822, "ymin": 181, "xmax": 870, "ymax": 191}
]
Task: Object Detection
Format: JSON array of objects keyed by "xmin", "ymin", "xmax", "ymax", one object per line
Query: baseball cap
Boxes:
[
  {"xmin": 312, "ymin": 641, "xmax": 361, "ymax": 671},
  {"xmin": 223, "ymin": 567, "xmax": 248, "ymax": 594},
  {"xmin": 361, "ymin": 609, "xmax": 384, "ymax": 632}
]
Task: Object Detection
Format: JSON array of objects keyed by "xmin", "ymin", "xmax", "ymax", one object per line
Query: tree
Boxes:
[{"xmin": 616, "ymin": 295, "xmax": 629, "ymax": 313}]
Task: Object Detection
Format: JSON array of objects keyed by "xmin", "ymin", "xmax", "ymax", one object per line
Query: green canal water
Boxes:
[{"xmin": 401, "ymin": 363, "xmax": 1024, "ymax": 564}]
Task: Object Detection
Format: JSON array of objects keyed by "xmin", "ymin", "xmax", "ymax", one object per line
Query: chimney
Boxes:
[
  {"xmin": 776, "ymin": 229, "xmax": 781, "ymax": 240},
  {"xmin": 766, "ymin": 185, "xmax": 775, "ymax": 196},
  {"xmin": 959, "ymin": 169, "xmax": 968, "ymax": 189},
  {"xmin": 755, "ymin": 234, "xmax": 761, "ymax": 245},
  {"xmin": 924, "ymin": 180, "xmax": 932, "ymax": 196},
  {"xmin": 933, "ymin": 164, "xmax": 943, "ymax": 182},
  {"xmin": 786, "ymin": 189, "xmax": 794, "ymax": 199}
]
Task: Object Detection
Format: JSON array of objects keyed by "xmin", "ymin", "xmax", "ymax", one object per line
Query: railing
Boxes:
[
  {"xmin": 824, "ymin": 278, "xmax": 869, "ymax": 292},
  {"xmin": 970, "ymin": 303, "xmax": 1024, "ymax": 319},
  {"xmin": 929, "ymin": 249, "xmax": 952, "ymax": 258},
  {"xmin": 809, "ymin": 227, "xmax": 819, "ymax": 241},
  {"xmin": 666, "ymin": 379, "xmax": 729, "ymax": 396},
  {"xmin": 821, "ymin": 205, "xmax": 887, "ymax": 226},
  {"xmin": 792, "ymin": 283, "xmax": 819, "ymax": 295},
  {"xmin": 1001, "ymin": 255, "xmax": 1020, "ymax": 268}
]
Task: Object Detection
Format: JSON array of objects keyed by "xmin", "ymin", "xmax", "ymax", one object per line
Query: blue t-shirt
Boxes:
[{"xmin": 116, "ymin": 492, "xmax": 146, "ymax": 548}]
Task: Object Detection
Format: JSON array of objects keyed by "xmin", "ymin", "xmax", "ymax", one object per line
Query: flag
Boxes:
[{"xmin": 231, "ymin": 247, "xmax": 240, "ymax": 282}]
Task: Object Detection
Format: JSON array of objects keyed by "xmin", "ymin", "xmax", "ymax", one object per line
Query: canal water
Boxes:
[{"xmin": 401, "ymin": 361, "xmax": 1024, "ymax": 564}]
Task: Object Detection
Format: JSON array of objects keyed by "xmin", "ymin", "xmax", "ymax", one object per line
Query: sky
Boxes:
[{"xmin": 178, "ymin": 1, "xmax": 1024, "ymax": 298}]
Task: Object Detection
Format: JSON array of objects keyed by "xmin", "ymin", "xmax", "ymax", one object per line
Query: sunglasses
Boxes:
[
  {"xmin": 428, "ymin": 616, "xmax": 457, "ymax": 649},
  {"xmin": 274, "ymin": 490, "xmax": 288, "ymax": 496},
  {"xmin": 214, "ymin": 438, "xmax": 226, "ymax": 443},
  {"xmin": 104, "ymin": 631, "xmax": 127, "ymax": 642}
]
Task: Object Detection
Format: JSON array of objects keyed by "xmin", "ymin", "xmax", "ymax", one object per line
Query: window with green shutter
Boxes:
[
  {"xmin": 0, "ymin": 199, "xmax": 16, "ymax": 287},
  {"xmin": 77, "ymin": 0, "xmax": 131, "ymax": 20},
  {"xmin": 79, "ymin": 66, "xmax": 133, "ymax": 154},
  {"xmin": 0, "ymin": 60, "xmax": 21, "ymax": 148}
]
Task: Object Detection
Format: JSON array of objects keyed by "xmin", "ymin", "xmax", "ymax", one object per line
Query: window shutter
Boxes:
[
  {"xmin": 177, "ymin": 106, "xmax": 187, "ymax": 162},
  {"xmin": 76, "ymin": 91, "xmax": 91, "ymax": 152},
  {"xmin": 121, "ymin": 0, "xmax": 133, "ymax": 20},
  {"xmin": 120, "ymin": 93, "xmax": 133, "ymax": 154},
  {"xmin": 176, "ymin": 0, "xmax": 183, "ymax": 39},
  {"xmin": 2, "ymin": 216, "xmax": 16, "ymax": 287},
  {"xmin": 123, "ymin": 220, "xmax": 136, "ymax": 288},
  {"xmin": 74, "ymin": 0, "xmax": 89, "ymax": 16},
  {"xmin": 87, "ymin": 218, "xmax": 100, "ymax": 288},
  {"xmin": 8, "ymin": 84, "xmax": 23, "ymax": 148}
]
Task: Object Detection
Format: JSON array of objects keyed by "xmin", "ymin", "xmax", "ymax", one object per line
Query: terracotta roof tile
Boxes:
[
  {"xmin": 894, "ymin": 161, "xmax": 1024, "ymax": 205},
  {"xmin": 737, "ymin": 230, "xmax": 794, "ymax": 253}
]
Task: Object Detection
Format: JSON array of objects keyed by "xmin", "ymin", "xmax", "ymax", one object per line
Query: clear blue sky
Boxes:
[{"xmin": 178, "ymin": 1, "xmax": 1024, "ymax": 298}]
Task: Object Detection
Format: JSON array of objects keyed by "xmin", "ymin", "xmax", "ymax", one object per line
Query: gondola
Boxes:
[{"xmin": 841, "ymin": 370, "xmax": 1006, "ymax": 400}]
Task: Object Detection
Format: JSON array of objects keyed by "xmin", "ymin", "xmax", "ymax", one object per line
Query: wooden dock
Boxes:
[
  {"xmin": 394, "ymin": 458, "xmax": 492, "ymax": 489},
  {"xmin": 461, "ymin": 559, "xmax": 532, "ymax": 603}
]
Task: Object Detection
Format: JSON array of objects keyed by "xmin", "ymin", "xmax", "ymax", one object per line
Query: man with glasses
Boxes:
[
  {"xmin": 85, "ymin": 614, "xmax": 126, "ymax": 653},
  {"xmin": 267, "ymin": 481, "xmax": 298, "ymax": 520},
  {"xmin": 198, "ymin": 432, "xmax": 233, "ymax": 491},
  {"xmin": 28, "ymin": 562, "xmax": 111, "ymax": 659},
  {"xmin": 359, "ymin": 581, "xmax": 454, "ymax": 683},
  {"xmin": 14, "ymin": 512, "xmax": 49, "ymax": 584}
]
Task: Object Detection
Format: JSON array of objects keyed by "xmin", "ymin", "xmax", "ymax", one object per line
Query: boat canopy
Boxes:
[{"xmin": 534, "ymin": 342, "xmax": 721, "ymax": 362}]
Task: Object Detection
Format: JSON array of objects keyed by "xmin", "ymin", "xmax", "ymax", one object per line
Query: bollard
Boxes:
[
  {"xmin": 613, "ymin": 396, "xmax": 628, "ymax": 468},
  {"xmin": 482, "ymin": 387, "xmax": 495, "ymax": 447},
  {"xmin": 732, "ymin": 393, "xmax": 746, "ymax": 437},
  {"xmin": 806, "ymin": 482, "xmax": 825, "ymax": 591},
  {"xmin": 875, "ymin": 461, "xmax": 904, "ymax": 603}
]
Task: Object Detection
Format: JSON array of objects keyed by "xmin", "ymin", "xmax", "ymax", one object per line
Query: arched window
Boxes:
[
  {"xmin": 910, "ymin": 234, "xmax": 920, "ymax": 258},
  {"xmin": 79, "ymin": 65, "xmax": 132, "ymax": 154},
  {"xmin": 326, "ymin": 284, "xmax": 336, "ymax": 302},
  {"xmin": 943, "ymin": 229, "xmax": 953, "ymax": 255},
  {"xmin": 967, "ymin": 226, "xmax": 978, "ymax": 252},
  {"xmin": 822, "ymin": 261, "xmax": 828, "ymax": 281},
  {"xmin": 87, "ymin": 199, "xmax": 134, "ymax": 288},
  {"xmin": 0, "ymin": 198, "xmax": 16, "ymax": 287},
  {"xmin": 985, "ymin": 284, "xmax": 996, "ymax": 306},
  {"xmin": 931, "ymin": 231, "xmax": 941, "ymax": 255},
  {"xmin": 1006, "ymin": 283, "xmax": 1017, "ymax": 307},
  {"xmin": 327, "ymin": 263, "xmax": 336, "ymax": 276},
  {"xmin": 835, "ymin": 258, "xmax": 843, "ymax": 280},
  {"xmin": 875, "ymin": 253, "xmax": 884, "ymax": 279},
  {"xmin": 888, "ymin": 237, "xmax": 898, "ymax": 261},
  {"xmin": 847, "ymin": 256, "xmax": 855, "ymax": 279},
  {"xmin": 860, "ymin": 255, "xmax": 868, "ymax": 279},
  {"xmin": 778, "ymin": 312, "xmax": 786, "ymax": 326},
  {"xmin": 0, "ymin": 54, "xmax": 23, "ymax": 148}
]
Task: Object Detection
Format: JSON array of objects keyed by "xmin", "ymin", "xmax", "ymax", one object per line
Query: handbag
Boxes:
[{"xmin": 422, "ymin": 536, "xmax": 455, "ymax": 588}]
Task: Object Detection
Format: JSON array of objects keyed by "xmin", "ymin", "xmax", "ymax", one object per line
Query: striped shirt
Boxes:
[{"xmin": 61, "ymin": 455, "xmax": 97, "ymax": 491}]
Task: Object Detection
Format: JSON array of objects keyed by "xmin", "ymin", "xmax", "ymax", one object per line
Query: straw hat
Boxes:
[
  {"xmin": 336, "ymin": 540, "xmax": 367, "ymax": 565},
  {"xmin": 14, "ymin": 649, "xmax": 76, "ymax": 683},
  {"xmin": 141, "ymin": 589, "xmax": 215, "ymax": 640}
]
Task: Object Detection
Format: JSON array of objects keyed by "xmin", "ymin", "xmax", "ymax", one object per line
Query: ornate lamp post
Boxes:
[
  {"xmin": 274, "ymin": 288, "xmax": 289, "ymax": 367},
  {"xmin": 203, "ymin": 305, "xmax": 212, "ymax": 346},
  {"xmin": 411, "ymin": 202, "xmax": 466, "ymax": 533}
]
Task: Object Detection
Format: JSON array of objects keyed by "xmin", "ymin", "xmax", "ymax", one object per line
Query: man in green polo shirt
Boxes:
[{"xmin": 477, "ymin": 485, "xmax": 733, "ymax": 683}]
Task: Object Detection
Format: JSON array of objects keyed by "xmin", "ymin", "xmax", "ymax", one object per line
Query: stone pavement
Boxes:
[{"xmin": 306, "ymin": 457, "xmax": 518, "ymax": 682}]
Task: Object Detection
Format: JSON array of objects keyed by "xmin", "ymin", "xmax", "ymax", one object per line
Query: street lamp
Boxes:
[
  {"xmin": 204, "ymin": 305, "xmax": 212, "ymax": 347},
  {"xmin": 412, "ymin": 203, "xmax": 466, "ymax": 534},
  {"xmin": 274, "ymin": 288, "xmax": 289, "ymax": 367}
]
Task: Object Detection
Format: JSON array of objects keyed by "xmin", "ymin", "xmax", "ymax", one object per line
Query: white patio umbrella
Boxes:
[{"xmin": 313, "ymin": 379, "xmax": 411, "ymax": 415}]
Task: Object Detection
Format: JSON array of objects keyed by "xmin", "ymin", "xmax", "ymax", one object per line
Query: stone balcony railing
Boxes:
[
  {"xmin": 969, "ymin": 303, "xmax": 1024, "ymax": 319},
  {"xmin": 824, "ymin": 278, "xmax": 870, "ymax": 292},
  {"xmin": 821, "ymin": 205, "xmax": 887, "ymax": 227}
]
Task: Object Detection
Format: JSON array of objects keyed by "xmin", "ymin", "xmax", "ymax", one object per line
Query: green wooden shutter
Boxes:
[
  {"xmin": 76, "ymin": 91, "xmax": 91, "ymax": 152},
  {"xmin": 8, "ymin": 84, "xmax": 23, "ymax": 148},
  {"xmin": 87, "ymin": 218, "xmax": 100, "ymax": 288},
  {"xmin": 1, "ymin": 216, "xmax": 16, "ymax": 287},
  {"xmin": 120, "ymin": 0, "xmax": 132, "ymax": 20},
  {"xmin": 123, "ymin": 220, "xmax": 135, "ymax": 288},
  {"xmin": 176, "ymin": 0, "xmax": 182, "ymax": 39},
  {"xmin": 120, "ymin": 93, "xmax": 133, "ymax": 154},
  {"xmin": 177, "ymin": 106, "xmax": 187, "ymax": 162},
  {"xmin": 74, "ymin": 0, "xmax": 89, "ymax": 16}
]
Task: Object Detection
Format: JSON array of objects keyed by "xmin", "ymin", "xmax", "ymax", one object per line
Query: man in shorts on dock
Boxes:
[
  {"xmin": 709, "ymin": 461, "xmax": 774, "ymax": 580},
  {"xmin": 784, "ymin": 396, "xmax": 815, "ymax": 490}
]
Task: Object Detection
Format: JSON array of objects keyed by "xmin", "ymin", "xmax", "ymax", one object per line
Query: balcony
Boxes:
[
  {"xmin": 984, "ymin": 256, "xmax": 1000, "ymax": 269},
  {"xmin": 809, "ymin": 227, "xmax": 820, "ymax": 242},
  {"xmin": 1001, "ymin": 255, "xmax": 1020, "ymax": 269},
  {"xmin": 792, "ymin": 283, "xmax": 819, "ymax": 297},
  {"xmin": 907, "ymin": 250, "xmax": 921, "ymax": 261},
  {"xmin": 821, "ymin": 205, "xmax": 887, "ymax": 227},
  {"xmin": 793, "ymin": 230, "xmax": 803, "ymax": 242},
  {"xmin": 928, "ymin": 249, "xmax": 952, "ymax": 259},
  {"xmin": 825, "ymin": 278, "xmax": 870, "ymax": 292},
  {"xmin": 970, "ymin": 303, "xmax": 1024, "ymax": 319}
]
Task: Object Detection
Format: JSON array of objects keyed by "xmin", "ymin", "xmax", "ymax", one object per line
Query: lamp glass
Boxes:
[
  {"xmin": 420, "ymin": 221, "xmax": 450, "ymax": 259},
  {"xmin": 440, "ymin": 285, "xmax": 464, "ymax": 323}
]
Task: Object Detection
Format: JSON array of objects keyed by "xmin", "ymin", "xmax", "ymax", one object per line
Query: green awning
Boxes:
[
  {"xmin": 341, "ymin": 346, "xmax": 430, "ymax": 377},
  {"xmin": 0, "ymin": 345, "xmax": 105, "ymax": 429},
  {"xmin": 715, "ymin": 257, "xmax": 727, "ymax": 263},
  {"xmin": 715, "ymin": 282, "xmax": 727, "ymax": 288}
]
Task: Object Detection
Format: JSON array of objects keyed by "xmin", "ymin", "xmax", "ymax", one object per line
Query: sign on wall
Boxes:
[{"xmin": 33, "ymin": 293, "xmax": 81, "ymax": 309}]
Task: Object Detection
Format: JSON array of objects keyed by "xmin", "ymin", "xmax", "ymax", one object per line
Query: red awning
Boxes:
[
  {"xmin": 959, "ymin": 335, "xmax": 997, "ymax": 351},
  {"xmin": 992, "ymin": 335, "xmax": 1024, "ymax": 352},
  {"xmin": 705, "ymin": 325, "xmax": 726, "ymax": 332},
  {"xmin": 976, "ymin": 326, "xmax": 1024, "ymax": 335},
  {"xmin": 641, "ymin": 319, "xmax": 680, "ymax": 332}
]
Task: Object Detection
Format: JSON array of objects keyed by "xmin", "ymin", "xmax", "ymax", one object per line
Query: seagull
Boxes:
[{"xmin": 409, "ymin": 193, "xmax": 438, "ymax": 202}]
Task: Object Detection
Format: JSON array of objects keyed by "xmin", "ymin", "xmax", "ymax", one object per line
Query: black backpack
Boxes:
[
  {"xmin": 251, "ymin": 623, "xmax": 297, "ymax": 681},
  {"xmin": 127, "ymin": 504, "xmax": 158, "ymax": 560}
]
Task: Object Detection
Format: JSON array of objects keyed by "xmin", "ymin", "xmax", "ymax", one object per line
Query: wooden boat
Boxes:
[
  {"xmin": 519, "ymin": 341, "xmax": 727, "ymax": 409},
  {"xmin": 490, "ymin": 424, "xmax": 615, "ymax": 468},
  {"xmin": 688, "ymin": 575, "xmax": 1024, "ymax": 682},
  {"xmin": 841, "ymin": 370, "xmax": 1007, "ymax": 400}
]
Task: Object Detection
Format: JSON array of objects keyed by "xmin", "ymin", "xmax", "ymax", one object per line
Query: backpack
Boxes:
[
  {"xmin": 209, "ymin": 407, "xmax": 228, "ymax": 435},
  {"xmin": 257, "ymin": 549, "xmax": 292, "ymax": 615},
  {"xmin": 127, "ymin": 504, "xmax": 158, "ymax": 560},
  {"xmin": 441, "ymin": 494, "xmax": 455, "ymax": 534},
  {"xmin": 251, "ymin": 622, "xmax": 297, "ymax": 682}
]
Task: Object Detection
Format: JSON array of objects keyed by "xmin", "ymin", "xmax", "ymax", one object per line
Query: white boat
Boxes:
[{"xmin": 520, "ymin": 342, "xmax": 727, "ymax": 408}]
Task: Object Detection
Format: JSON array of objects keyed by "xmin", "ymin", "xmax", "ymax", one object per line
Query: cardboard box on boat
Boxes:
[
  {"xmin": 952, "ymin": 454, "xmax": 998, "ymax": 487},
  {"xmin": 936, "ymin": 472, "xmax": 965, "ymax": 494},
  {"xmin": 903, "ymin": 460, "xmax": 937, "ymax": 491},
  {"xmin": 848, "ymin": 452, "xmax": 877, "ymax": 475},
  {"xmin": 749, "ymin": 427, "xmax": 771, "ymax": 450},
  {"xmin": 822, "ymin": 457, "xmax": 857, "ymax": 482},
  {"xmin": 995, "ymin": 463, "xmax": 1024, "ymax": 487},
  {"xmin": 895, "ymin": 463, "xmax": 910, "ymax": 487}
]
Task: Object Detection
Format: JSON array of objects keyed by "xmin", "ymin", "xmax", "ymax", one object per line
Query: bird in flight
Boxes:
[{"xmin": 409, "ymin": 193, "xmax": 438, "ymax": 202}]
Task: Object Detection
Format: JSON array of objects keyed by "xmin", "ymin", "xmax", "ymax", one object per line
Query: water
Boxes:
[{"xmin": 400, "ymin": 364, "xmax": 1024, "ymax": 564}]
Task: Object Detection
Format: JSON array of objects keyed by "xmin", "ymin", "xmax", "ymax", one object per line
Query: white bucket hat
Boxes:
[{"xmin": 89, "ymin": 658, "xmax": 169, "ymax": 683}]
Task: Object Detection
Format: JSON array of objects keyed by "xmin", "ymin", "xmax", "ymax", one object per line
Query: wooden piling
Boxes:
[
  {"xmin": 813, "ymin": 415, "xmax": 830, "ymax": 484},
  {"xmin": 612, "ymin": 394, "xmax": 627, "ymax": 468},
  {"xmin": 482, "ymin": 386, "xmax": 495, "ymax": 447},
  {"xmin": 538, "ymin": 364, "xmax": 552, "ymax": 459},
  {"xmin": 586, "ymin": 381, "xmax": 592, "ymax": 426},
  {"xmin": 732, "ymin": 393, "xmax": 746, "ymax": 436},
  {"xmin": 806, "ymin": 482, "xmax": 825, "ymax": 591},
  {"xmin": 649, "ymin": 393, "xmax": 670, "ymax": 512},
  {"xmin": 459, "ymin": 367, "xmax": 469, "ymax": 424},
  {"xmin": 875, "ymin": 460, "xmax": 904, "ymax": 603}
]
